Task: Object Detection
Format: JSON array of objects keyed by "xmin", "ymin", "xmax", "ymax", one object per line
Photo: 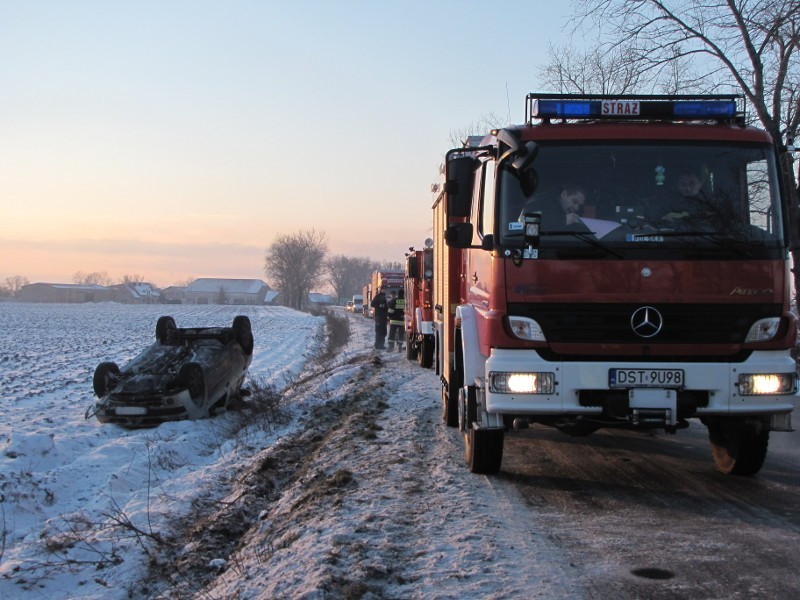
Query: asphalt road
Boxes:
[{"xmin": 499, "ymin": 411, "xmax": 800, "ymax": 599}]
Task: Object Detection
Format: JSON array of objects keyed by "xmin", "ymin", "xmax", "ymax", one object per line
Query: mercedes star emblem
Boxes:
[{"xmin": 631, "ymin": 306, "xmax": 663, "ymax": 338}]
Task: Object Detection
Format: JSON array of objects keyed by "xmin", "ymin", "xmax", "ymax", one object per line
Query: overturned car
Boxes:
[{"xmin": 88, "ymin": 315, "xmax": 254, "ymax": 427}]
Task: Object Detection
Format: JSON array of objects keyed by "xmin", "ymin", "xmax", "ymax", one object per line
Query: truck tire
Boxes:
[
  {"xmin": 406, "ymin": 337, "xmax": 418, "ymax": 360},
  {"xmin": 707, "ymin": 419, "xmax": 769, "ymax": 476},
  {"xmin": 418, "ymin": 335, "xmax": 434, "ymax": 369},
  {"xmin": 156, "ymin": 316, "xmax": 177, "ymax": 344},
  {"xmin": 442, "ymin": 384, "xmax": 458, "ymax": 427},
  {"xmin": 93, "ymin": 362, "xmax": 120, "ymax": 398},
  {"xmin": 465, "ymin": 426, "xmax": 504, "ymax": 474}
]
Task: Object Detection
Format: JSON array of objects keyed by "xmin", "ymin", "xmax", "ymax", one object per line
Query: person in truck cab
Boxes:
[
  {"xmin": 519, "ymin": 183, "xmax": 589, "ymax": 230},
  {"xmin": 660, "ymin": 171, "xmax": 704, "ymax": 222}
]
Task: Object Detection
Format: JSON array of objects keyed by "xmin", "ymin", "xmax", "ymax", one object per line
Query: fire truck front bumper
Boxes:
[{"xmin": 484, "ymin": 349, "xmax": 796, "ymax": 429}]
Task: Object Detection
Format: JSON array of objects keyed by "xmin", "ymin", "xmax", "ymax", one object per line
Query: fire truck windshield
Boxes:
[{"xmin": 497, "ymin": 142, "xmax": 785, "ymax": 255}]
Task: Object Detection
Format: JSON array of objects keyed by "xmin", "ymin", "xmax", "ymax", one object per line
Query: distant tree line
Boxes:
[{"xmin": 263, "ymin": 228, "xmax": 401, "ymax": 311}]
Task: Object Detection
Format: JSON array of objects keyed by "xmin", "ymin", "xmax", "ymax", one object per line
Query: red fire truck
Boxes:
[
  {"xmin": 434, "ymin": 93, "xmax": 797, "ymax": 475},
  {"xmin": 404, "ymin": 240, "xmax": 435, "ymax": 367},
  {"xmin": 364, "ymin": 270, "xmax": 404, "ymax": 318}
]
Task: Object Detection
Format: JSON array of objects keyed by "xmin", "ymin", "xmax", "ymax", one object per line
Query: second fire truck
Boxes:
[{"xmin": 404, "ymin": 240, "xmax": 435, "ymax": 367}]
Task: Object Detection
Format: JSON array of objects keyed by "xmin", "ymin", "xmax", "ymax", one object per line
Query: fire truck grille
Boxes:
[{"xmin": 508, "ymin": 303, "xmax": 782, "ymax": 345}]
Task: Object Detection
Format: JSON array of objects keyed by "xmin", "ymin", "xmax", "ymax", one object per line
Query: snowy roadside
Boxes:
[
  {"xmin": 1, "ymin": 304, "xmax": 585, "ymax": 599},
  {"xmin": 143, "ymin": 315, "xmax": 583, "ymax": 599}
]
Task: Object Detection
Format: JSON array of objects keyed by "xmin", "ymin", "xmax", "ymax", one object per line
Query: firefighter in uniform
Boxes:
[
  {"xmin": 387, "ymin": 289, "xmax": 406, "ymax": 352},
  {"xmin": 371, "ymin": 285, "xmax": 389, "ymax": 349}
]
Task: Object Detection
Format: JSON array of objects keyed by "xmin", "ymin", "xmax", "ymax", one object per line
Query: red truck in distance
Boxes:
[
  {"xmin": 364, "ymin": 270, "xmax": 404, "ymax": 318},
  {"xmin": 404, "ymin": 241, "xmax": 435, "ymax": 368}
]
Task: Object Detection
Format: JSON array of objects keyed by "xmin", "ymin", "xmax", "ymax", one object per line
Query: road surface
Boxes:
[{"xmin": 500, "ymin": 414, "xmax": 800, "ymax": 599}]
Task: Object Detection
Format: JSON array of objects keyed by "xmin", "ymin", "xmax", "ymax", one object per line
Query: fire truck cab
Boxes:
[
  {"xmin": 404, "ymin": 240, "xmax": 435, "ymax": 367},
  {"xmin": 434, "ymin": 94, "xmax": 797, "ymax": 475}
]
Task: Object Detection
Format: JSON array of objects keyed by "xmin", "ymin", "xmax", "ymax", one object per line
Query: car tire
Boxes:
[
  {"xmin": 232, "ymin": 315, "xmax": 254, "ymax": 356},
  {"xmin": 93, "ymin": 362, "xmax": 120, "ymax": 398},
  {"xmin": 156, "ymin": 316, "xmax": 177, "ymax": 344},
  {"xmin": 178, "ymin": 362, "xmax": 205, "ymax": 402}
]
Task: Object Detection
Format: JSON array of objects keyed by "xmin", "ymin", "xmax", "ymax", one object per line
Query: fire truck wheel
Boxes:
[
  {"xmin": 418, "ymin": 335, "xmax": 434, "ymax": 369},
  {"xmin": 707, "ymin": 419, "xmax": 769, "ymax": 476},
  {"xmin": 465, "ymin": 426, "xmax": 503, "ymax": 474},
  {"xmin": 442, "ymin": 385, "xmax": 458, "ymax": 427},
  {"xmin": 406, "ymin": 339, "xmax": 418, "ymax": 360}
]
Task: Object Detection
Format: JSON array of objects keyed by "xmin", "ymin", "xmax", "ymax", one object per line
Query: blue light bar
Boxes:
[
  {"xmin": 530, "ymin": 96, "xmax": 739, "ymax": 121},
  {"xmin": 672, "ymin": 100, "xmax": 736, "ymax": 118},
  {"xmin": 532, "ymin": 100, "xmax": 598, "ymax": 118}
]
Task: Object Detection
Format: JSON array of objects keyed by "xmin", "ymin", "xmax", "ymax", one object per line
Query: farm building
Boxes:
[
  {"xmin": 184, "ymin": 278, "xmax": 271, "ymax": 305},
  {"xmin": 18, "ymin": 283, "xmax": 112, "ymax": 303}
]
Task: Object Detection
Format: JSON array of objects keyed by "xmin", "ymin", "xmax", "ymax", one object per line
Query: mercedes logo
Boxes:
[{"xmin": 631, "ymin": 306, "xmax": 663, "ymax": 338}]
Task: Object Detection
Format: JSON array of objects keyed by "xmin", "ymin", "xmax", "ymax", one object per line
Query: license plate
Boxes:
[
  {"xmin": 609, "ymin": 368, "xmax": 684, "ymax": 388},
  {"xmin": 114, "ymin": 406, "xmax": 148, "ymax": 416}
]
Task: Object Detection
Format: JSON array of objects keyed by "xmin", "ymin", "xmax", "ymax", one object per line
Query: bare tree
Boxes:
[
  {"xmin": 538, "ymin": 41, "xmax": 699, "ymax": 95},
  {"xmin": 1, "ymin": 275, "xmax": 29, "ymax": 298},
  {"xmin": 571, "ymin": 1, "xmax": 799, "ymax": 145},
  {"xmin": 326, "ymin": 255, "xmax": 380, "ymax": 303},
  {"xmin": 380, "ymin": 261, "xmax": 403, "ymax": 271},
  {"xmin": 448, "ymin": 112, "xmax": 507, "ymax": 147},
  {"xmin": 72, "ymin": 271, "xmax": 113, "ymax": 286},
  {"xmin": 173, "ymin": 276, "xmax": 196, "ymax": 287},
  {"xmin": 120, "ymin": 274, "xmax": 145, "ymax": 285},
  {"xmin": 264, "ymin": 229, "xmax": 328, "ymax": 311}
]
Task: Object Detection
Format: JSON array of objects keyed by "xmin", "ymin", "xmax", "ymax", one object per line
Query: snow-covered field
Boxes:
[
  {"xmin": 0, "ymin": 303, "xmax": 332, "ymax": 597},
  {"xmin": 0, "ymin": 302, "xmax": 581, "ymax": 599}
]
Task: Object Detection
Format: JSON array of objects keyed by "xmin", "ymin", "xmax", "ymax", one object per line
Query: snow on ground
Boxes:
[{"xmin": 0, "ymin": 302, "xmax": 581, "ymax": 599}]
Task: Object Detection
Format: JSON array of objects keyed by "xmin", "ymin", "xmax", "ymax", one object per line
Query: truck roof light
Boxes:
[{"xmin": 526, "ymin": 94, "xmax": 742, "ymax": 124}]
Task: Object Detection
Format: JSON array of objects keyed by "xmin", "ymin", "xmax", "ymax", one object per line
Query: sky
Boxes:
[{"xmin": 0, "ymin": 1, "xmax": 577, "ymax": 288}]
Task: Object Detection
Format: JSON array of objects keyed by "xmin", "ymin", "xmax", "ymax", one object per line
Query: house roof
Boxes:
[
  {"xmin": 187, "ymin": 278, "xmax": 269, "ymax": 294},
  {"xmin": 29, "ymin": 283, "xmax": 107, "ymax": 291}
]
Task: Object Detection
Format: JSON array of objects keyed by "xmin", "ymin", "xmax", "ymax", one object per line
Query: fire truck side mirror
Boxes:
[
  {"xmin": 445, "ymin": 223, "xmax": 473, "ymax": 248},
  {"xmin": 445, "ymin": 156, "xmax": 476, "ymax": 217}
]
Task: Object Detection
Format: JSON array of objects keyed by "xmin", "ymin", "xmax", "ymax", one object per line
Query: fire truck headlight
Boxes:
[
  {"xmin": 507, "ymin": 316, "xmax": 546, "ymax": 341},
  {"xmin": 745, "ymin": 317, "xmax": 781, "ymax": 342},
  {"xmin": 490, "ymin": 372, "xmax": 555, "ymax": 394},
  {"xmin": 737, "ymin": 373, "xmax": 796, "ymax": 395}
]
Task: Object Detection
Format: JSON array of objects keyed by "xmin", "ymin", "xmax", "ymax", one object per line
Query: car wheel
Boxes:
[
  {"xmin": 178, "ymin": 362, "xmax": 205, "ymax": 402},
  {"xmin": 232, "ymin": 315, "xmax": 254, "ymax": 356},
  {"xmin": 156, "ymin": 316, "xmax": 177, "ymax": 344},
  {"xmin": 93, "ymin": 362, "xmax": 120, "ymax": 398}
]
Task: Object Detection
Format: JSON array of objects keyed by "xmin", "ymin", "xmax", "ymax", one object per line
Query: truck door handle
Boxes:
[{"xmin": 472, "ymin": 272, "xmax": 478, "ymax": 284}]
